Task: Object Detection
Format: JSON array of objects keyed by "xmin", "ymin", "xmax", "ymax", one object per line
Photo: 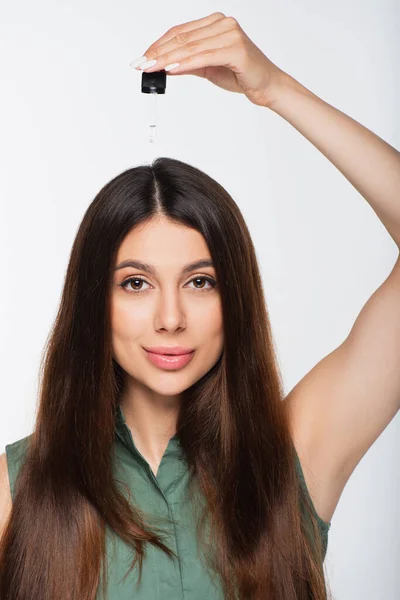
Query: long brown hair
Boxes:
[{"xmin": 0, "ymin": 157, "xmax": 332, "ymax": 599}]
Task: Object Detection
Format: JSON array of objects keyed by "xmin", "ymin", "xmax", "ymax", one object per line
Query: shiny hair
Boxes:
[{"xmin": 0, "ymin": 157, "xmax": 332, "ymax": 599}]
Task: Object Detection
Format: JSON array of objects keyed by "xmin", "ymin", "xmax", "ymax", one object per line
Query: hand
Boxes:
[{"xmin": 130, "ymin": 12, "xmax": 287, "ymax": 109}]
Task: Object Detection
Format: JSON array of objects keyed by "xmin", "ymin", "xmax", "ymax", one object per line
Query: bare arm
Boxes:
[
  {"xmin": 270, "ymin": 73, "xmax": 400, "ymax": 248},
  {"xmin": 272, "ymin": 73, "xmax": 400, "ymax": 523},
  {"xmin": 287, "ymin": 253, "xmax": 400, "ymax": 522}
]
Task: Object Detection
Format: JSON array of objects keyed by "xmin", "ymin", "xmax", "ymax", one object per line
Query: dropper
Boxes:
[
  {"xmin": 141, "ymin": 70, "xmax": 167, "ymax": 144},
  {"xmin": 149, "ymin": 90, "xmax": 157, "ymax": 143}
]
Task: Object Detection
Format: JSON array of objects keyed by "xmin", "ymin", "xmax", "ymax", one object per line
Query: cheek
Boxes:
[
  {"xmin": 201, "ymin": 300, "xmax": 223, "ymax": 333},
  {"xmin": 111, "ymin": 300, "xmax": 149, "ymax": 341},
  {"xmin": 111, "ymin": 305, "xmax": 145, "ymax": 366},
  {"xmin": 195, "ymin": 303, "xmax": 224, "ymax": 357}
]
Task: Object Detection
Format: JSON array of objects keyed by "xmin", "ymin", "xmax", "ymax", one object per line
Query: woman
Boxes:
[{"xmin": 1, "ymin": 12, "xmax": 399, "ymax": 600}]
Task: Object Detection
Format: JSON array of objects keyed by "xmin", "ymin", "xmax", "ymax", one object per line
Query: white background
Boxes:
[{"xmin": 0, "ymin": 1, "xmax": 399, "ymax": 598}]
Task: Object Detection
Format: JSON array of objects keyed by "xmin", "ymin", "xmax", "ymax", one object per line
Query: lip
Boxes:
[
  {"xmin": 143, "ymin": 346, "xmax": 194, "ymax": 356},
  {"xmin": 144, "ymin": 348, "xmax": 195, "ymax": 370}
]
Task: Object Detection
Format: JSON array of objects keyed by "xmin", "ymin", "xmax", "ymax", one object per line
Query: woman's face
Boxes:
[{"xmin": 111, "ymin": 216, "xmax": 224, "ymax": 397}]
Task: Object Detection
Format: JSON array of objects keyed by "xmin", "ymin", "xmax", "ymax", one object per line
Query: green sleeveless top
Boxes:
[{"xmin": 5, "ymin": 404, "xmax": 331, "ymax": 599}]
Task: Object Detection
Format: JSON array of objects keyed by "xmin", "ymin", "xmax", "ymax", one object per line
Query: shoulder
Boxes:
[
  {"xmin": 0, "ymin": 434, "xmax": 33, "ymax": 535},
  {"xmin": 5, "ymin": 434, "xmax": 32, "ymax": 459},
  {"xmin": 4, "ymin": 434, "xmax": 33, "ymax": 502},
  {"xmin": 0, "ymin": 452, "xmax": 12, "ymax": 537}
]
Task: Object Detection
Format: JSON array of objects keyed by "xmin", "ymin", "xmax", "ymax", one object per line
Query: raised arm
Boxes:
[
  {"xmin": 270, "ymin": 72, "xmax": 400, "ymax": 248},
  {"xmin": 273, "ymin": 73, "xmax": 400, "ymax": 523}
]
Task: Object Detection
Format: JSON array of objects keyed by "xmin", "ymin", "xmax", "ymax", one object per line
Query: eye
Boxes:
[
  {"xmin": 119, "ymin": 275, "xmax": 217, "ymax": 294},
  {"xmin": 119, "ymin": 277, "xmax": 151, "ymax": 294},
  {"xmin": 188, "ymin": 276, "xmax": 216, "ymax": 291}
]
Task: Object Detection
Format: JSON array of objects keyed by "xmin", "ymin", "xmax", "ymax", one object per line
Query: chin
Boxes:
[{"xmin": 142, "ymin": 371, "xmax": 197, "ymax": 396}]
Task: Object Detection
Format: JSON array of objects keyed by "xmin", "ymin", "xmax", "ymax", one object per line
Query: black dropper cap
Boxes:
[{"xmin": 141, "ymin": 70, "xmax": 167, "ymax": 94}]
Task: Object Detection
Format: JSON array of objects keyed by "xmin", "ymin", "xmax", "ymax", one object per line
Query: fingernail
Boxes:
[
  {"xmin": 139, "ymin": 59, "xmax": 158, "ymax": 70},
  {"xmin": 129, "ymin": 55, "xmax": 148, "ymax": 69},
  {"xmin": 165, "ymin": 62, "xmax": 180, "ymax": 71}
]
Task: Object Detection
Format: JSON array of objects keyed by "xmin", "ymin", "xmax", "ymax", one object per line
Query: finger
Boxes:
[
  {"xmin": 143, "ymin": 15, "xmax": 237, "ymax": 64},
  {"xmin": 141, "ymin": 29, "xmax": 241, "ymax": 74},
  {"xmin": 143, "ymin": 12, "xmax": 226, "ymax": 56},
  {"xmin": 145, "ymin": 43, "xmax": 241, "ymax": 76},
  {"xmin": 165, "ymin": 68, "xmax": 208, "ymax": 79}
]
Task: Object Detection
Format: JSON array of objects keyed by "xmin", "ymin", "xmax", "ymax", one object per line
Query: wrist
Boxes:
[{"xmin": 268, "ymin": 71, "xmax": 306, "ymax": 113}]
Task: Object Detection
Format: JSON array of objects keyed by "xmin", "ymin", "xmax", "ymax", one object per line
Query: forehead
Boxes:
[{"xmin": 116, "ymin": 218, "xmax": 211, "ymax": 267}]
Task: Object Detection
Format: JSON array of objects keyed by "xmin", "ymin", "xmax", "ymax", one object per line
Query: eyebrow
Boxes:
[{"xmin": 114, "ymin": 258, "xmax": 214, "ymax": 275}]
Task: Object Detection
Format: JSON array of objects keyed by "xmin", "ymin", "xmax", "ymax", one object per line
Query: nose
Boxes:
[{"xmin": 154, "ymin": 290, "xmax": 187, "ymax": 332}]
